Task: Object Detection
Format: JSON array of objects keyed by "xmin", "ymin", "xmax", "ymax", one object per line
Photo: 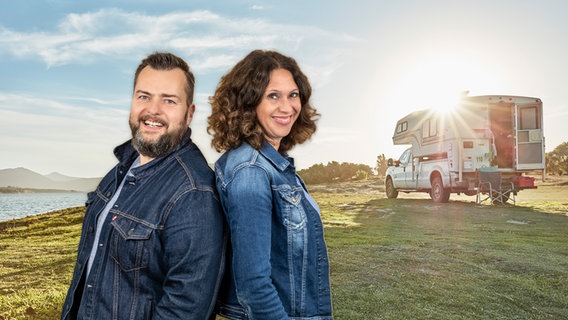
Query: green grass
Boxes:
[
  {"xmin": 0, "ymin": 207, "xmax": 82, "ymax": 320},
  {"xmin": 1, "ymin": 187, "xmax": 567, "ymax": 319},
  {"xmin": 318, "ymin": 193, "xmax": 568, "ymax": 319}
]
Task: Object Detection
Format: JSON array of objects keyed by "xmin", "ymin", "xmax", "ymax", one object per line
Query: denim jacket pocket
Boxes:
[
  {"xmin": 110, "ymin": 216, "xmax": 153, "ymax": 272},
  {"xmin": 274, "ymin": 185, "xmax": 307, "ymax": 230}
]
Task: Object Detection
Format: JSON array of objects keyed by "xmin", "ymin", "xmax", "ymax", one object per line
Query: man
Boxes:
[{"xmin": 61, "ymin": 52, "xmax": 225, "ymax": 319}]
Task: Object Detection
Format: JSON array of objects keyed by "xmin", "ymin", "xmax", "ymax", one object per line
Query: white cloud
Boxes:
[
  {"xmin": 0, "ymin": 93, "xmax": 127, "ymax": 117},
  {"xmin": 0, "ymin": 93, "xmax": 131, "ymax": 176},
  {"xmin": 0, "ymin": 93, "xmax": 129, "ymax": 143},
  {"xmin": 0, "ymin": 8, "xmax": 357, "ymax": 77},
  {"xmin": 0, "ymin": 7, "xmax": 366, "ymax": 176}
]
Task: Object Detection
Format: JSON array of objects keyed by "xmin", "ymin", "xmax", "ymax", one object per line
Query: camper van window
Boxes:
[
  {"xmin": 430, "ymin": 118, "xmax": 438, "ymax": 136},
  {"xmin": 422, "ymin": 119, "xmax": 438, "ymax": 138},
  {"xmin": 463, "ymin": 141, "xmax": 474, "ymax": 148},
  {"xmin": 519, "ymin": 106, "xmax": 539, "ymax": 130},
  {"xmin": 400, "ymin": 149, "xmax": 411, "ymax": 164},
  {"xmin": 397, "ymin": 121, "xmax": 408, "ymax": 133}
]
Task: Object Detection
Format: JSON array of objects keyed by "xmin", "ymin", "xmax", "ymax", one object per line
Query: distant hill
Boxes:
[
  {"xmin": 44, "ymin": 172, "xmax": 78, "ymax": 182},
  {"xmin": 0, "ymin": 167, "xmax": 100, "ymax": 192}
]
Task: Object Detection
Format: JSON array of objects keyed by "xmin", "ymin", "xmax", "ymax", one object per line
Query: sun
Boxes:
[{"xmin": 385, "ymin": 53, "xmax": 501, "ymax": 114}]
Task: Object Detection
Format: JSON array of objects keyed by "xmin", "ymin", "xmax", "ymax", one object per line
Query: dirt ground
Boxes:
[{"xmin": 309, "ymin": 175, "xmax": 568, "ymax": 204}]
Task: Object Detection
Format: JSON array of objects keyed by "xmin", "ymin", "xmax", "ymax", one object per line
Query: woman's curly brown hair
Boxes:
[{"xmin": 207, "ymin": 50, "xmax": 320, "ymax": 154}]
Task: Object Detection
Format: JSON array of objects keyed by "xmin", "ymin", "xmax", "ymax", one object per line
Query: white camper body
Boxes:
[{"xmin": 385, "ymin": 95, "xmax": 545, "ymax": 203}]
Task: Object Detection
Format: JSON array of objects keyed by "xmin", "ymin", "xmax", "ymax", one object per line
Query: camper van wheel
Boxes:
[
  {"xmin": 430, "ymin": 176, "xmax": 450, "ymax": 203},
  {"xmin": 385, "ymin": 177, "xmax": 399, "ymax": 199}
]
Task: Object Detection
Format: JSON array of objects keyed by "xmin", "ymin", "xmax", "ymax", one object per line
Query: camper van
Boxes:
[{"xmin": 385, "ymin": 95, "xmax": 545, "ymax": 203}]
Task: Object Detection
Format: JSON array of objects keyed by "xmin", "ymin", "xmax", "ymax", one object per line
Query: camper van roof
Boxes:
[
  {"xmin": 463, "ymin": 95, "xmax": 542, "ymax": 104},
  {"xmin": 397, "ymin": 95, "xmax": 542, "ymax": 120}
]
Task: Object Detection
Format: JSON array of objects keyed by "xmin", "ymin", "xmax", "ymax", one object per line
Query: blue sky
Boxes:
[{"xmin": 1, "ymin": 0, "xmax": 567, "ymax": 178}]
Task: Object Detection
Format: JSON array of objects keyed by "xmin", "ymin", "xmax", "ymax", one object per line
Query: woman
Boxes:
[{"xmin": 207, "ymin": 50, "xmax": 333, "ymax": 319}]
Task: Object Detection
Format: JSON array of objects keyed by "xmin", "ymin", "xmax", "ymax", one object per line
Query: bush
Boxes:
[{"xmin": 298, "ymin": 161, "xmax": 373, "ymax": 184}]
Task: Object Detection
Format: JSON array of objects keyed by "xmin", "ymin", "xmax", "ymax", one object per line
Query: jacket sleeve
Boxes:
[
  {"xmin": 223, "ymin": 165, "xmax": 289, "ymax": 319},
  {"xmin": 153, "ymin": 189, "xmax": 225, "ymax": 320}
]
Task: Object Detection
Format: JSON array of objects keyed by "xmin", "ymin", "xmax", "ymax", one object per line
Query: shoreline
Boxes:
[{"xmin": 0, "ymin": 187, "xmax": 85, "ymax": 194}]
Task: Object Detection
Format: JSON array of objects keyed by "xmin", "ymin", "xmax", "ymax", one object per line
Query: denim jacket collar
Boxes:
[{"xmin": 257, "ymin": 141, "xmax": 294, "ymax": 173}]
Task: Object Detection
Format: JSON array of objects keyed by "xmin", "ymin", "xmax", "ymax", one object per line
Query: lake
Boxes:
[{"xmin": 0, "ymin": 192, "xmax": 87, "ymax": 222}]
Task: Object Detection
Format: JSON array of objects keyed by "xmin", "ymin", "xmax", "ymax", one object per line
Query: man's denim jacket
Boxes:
[
  {"xmin": 60, "ymin": 132, "xmax": 225, "ymax": 320},
  {"xmin": 214, "ymin": 141, "xmax": 333, "ymax": 320}
]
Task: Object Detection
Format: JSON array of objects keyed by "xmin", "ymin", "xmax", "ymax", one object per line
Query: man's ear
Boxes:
[{"xmin": 186, "ymin": 104, "xmax": 196, "ymax": 126}]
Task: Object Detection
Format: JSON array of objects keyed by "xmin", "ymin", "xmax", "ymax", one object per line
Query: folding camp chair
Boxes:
[{"xmin": 476, "ymin": 167, "xmax": 516, "ymax": 205}]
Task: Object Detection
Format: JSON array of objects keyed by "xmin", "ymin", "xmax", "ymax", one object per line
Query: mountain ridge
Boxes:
[{"xmin": 0, "ymin": 167, "xmax": 101, "ymax": 192}]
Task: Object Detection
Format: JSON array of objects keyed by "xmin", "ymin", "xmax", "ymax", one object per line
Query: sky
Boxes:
[{"xmin": 1, "ymin": 0, "xmax": 567, "ymax": 178}]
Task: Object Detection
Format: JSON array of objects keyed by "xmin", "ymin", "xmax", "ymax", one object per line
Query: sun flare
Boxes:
[{"xmin": 385, "ymin": 53, "xmax": 501, "ymax": 114}]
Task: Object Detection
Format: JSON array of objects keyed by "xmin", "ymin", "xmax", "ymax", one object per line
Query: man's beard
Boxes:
[{"xmin": 130, "ymin": 115, "xmax": 189, "ymax": 159}]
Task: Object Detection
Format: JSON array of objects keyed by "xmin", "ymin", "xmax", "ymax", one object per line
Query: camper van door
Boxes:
[{"xmin": 515, "ymin": 103, "xmax": 545, "ymax": 170}]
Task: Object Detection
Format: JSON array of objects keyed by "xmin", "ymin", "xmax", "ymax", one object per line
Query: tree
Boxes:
[
  {"xmin": 298, "ymin": 161, "xmax": 373, "ymax": 184},
  {"xmin": 546, "ymin": 142, "xmax": 568, "ymax": 175},
  {"xmin": 375, "ymin": 154, "xmax": 389, "ymax": 177},
  {"xmin": 297, "ymin": 163, "xmax": 327, "ymax": 184}
]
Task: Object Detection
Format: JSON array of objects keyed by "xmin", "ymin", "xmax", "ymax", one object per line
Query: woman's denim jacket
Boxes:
[
  {"xmin": 214, "ymin": 141, "xmax": 333, "ymax": 320},
  {"xmin": 60, "ymin": 132, "xmax": 225, "ymax": 320}
]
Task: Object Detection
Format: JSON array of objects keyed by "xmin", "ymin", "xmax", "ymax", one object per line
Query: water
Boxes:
[{"xmin": 0, "ymin": 192, "xmax": 87, "ymax": 222}]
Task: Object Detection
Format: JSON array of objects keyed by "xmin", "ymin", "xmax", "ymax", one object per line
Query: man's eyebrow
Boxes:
[
  {"xmin": 134, "ymin": 90, "xmax": 181, "ymax": 101},
  {"xmin": 135, "ymin": 89, "xmax": 151, "ymax": 95},
  {"xmin": 161, "ymin": 93, "xmax": 181, "ymax": 101}
]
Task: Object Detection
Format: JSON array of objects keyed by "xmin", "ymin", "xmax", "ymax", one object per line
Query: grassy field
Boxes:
[{"xmin": 1, "ymin": 179, "xmax": 567, "ymax": 319}]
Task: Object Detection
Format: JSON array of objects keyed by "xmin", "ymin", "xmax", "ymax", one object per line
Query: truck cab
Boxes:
[{"xmin": 388, "ymin": 148, "xmax": 414, "ymax": 188}]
